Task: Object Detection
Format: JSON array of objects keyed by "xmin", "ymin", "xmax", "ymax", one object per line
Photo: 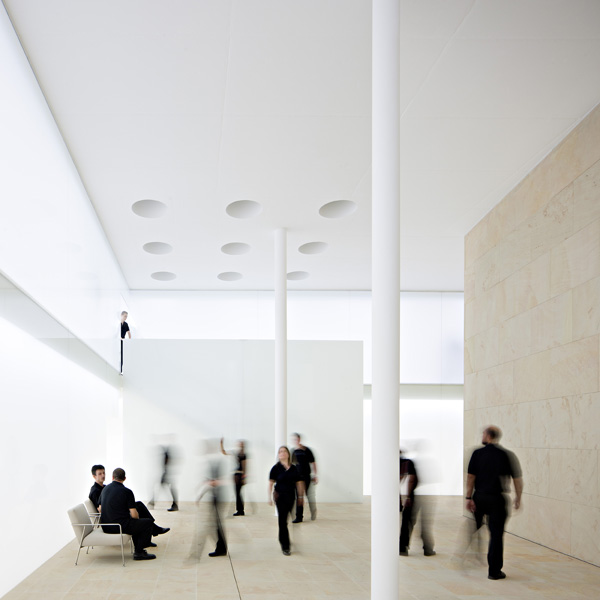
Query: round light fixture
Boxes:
[
  {"xmin": 218, "ymin": 271, "xmax": 243, "ymax": 281},
  {"xmin": 318, "ymin": 200, "xmax": 357, "ymax": 219},
  {"xmin": 225, "ymin": 200, "xmax": 262, "ymax": 219},
  {"xmin": 221, "ymin": 242, "xmax": 251, "ymax": 255},
  {"xmin": 143, "ymin": 242, "xmax": 173, "ymax": 255},
  {"xmin": 151, "ymin": 271, "xmax": 176, "ymax": 281},
  {"xmin": 132, "ymin": 199, "xmax": 168, "ymax": 218},
  {"xmin": 298, "ymin": 241, "xmax": 329, "ymax": 255},
  {"xmin": 287, "ymin": 271, "xmax": 310, "ymax": 281}
]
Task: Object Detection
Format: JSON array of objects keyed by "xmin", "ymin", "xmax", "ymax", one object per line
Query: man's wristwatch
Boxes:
[{"xmin": 465, "ymin": 496, "xmax": 472, "ymax": 500}]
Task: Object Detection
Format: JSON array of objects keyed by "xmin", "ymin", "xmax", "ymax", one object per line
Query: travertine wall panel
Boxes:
[
  {"xmin": 465, "ymin": 104, "xmax": 600, "ymax": 565},
  {"xmin": 571, "ymin": 504, "xmax": 600, "ymax": 564},
  {"xmin": 550, "ymin": 219, "xmax": 600, "ymax": 297},
  {"xmin": 573, "ymin": 159, "xmax": 600, "ymax": 231},
  {"xmin": 572, "ymin": 277, "xmax": 600, "ymax": 340}
]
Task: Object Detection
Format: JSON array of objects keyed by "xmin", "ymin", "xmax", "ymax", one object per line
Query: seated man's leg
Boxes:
[
  {"xmin": 135, "ymin": 501, "xmax": 155, "ymax": 521},
  {"xmin": 135, "ymin": 501, "xmax": 170, "ymax": 537},
  {"xmin": 124, "ymin": 518, "xmax": 154, "ymax": 554}
]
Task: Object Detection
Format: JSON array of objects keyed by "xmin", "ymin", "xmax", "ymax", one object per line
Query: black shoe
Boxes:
[
  {"xmin": 282, "ymin": 549, "xmax": 291, "ymax": 556},
  {"xmin": 424, "ymin": 550, "xmax": 436, "ymax": 556},
  {"xmin": 400, "ymin": 548, "xmax": 408, "ymax": 556},
  {"xmin": 233, "ymin": 511, "xmax": 245, "ymax": 516},
  {"xmin": 144, "ymin": 542, "xmax": 157, "ymax": 548},
  {"xmin": 167, "ymin": 504, "xmax": 179, "ymax": 512},
  {"xmin": 133, "ymin": 550, "xmax": 156, "ymax": 561},
  {"xmin": 153, "ymin": 526, "xmax": 170, "ymax": 537},
  {"xmin": 488, "ymin": 571, "xmax": 506, "ymax": 580},
  {"xmin": 208, "ymin": 550, "xmax": 227, "ymax": 557},
  {"xmin": 292, "ymin": 518, "xmax": 302, "ymax": 523}
]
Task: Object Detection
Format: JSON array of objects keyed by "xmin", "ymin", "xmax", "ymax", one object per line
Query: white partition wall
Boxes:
[
  {"xmin": 128, "ymin": 290, "xmax": 464, "ymax": 385},
  {"xmin": 0, "ymin": 276, "xmax": 121, "ymax": 598},
  {"xmin": 121, "ymin": 340, "xmax": 363, "ymax": 504}
]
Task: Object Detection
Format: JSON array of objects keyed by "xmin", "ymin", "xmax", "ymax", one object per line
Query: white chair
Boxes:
[
  {"xmin": 84, "ymin": 498, "xmax": 101, "ymax": 525},
  {"xmin": 67, "ymin": 503, "xmax": 133, "ymax": 566}
]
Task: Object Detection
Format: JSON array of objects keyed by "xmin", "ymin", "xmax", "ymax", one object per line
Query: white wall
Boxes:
[
  {"xmin": 128, "ymin": 290, "xmax": 464, "ymax": 385},
  {"xmin": 0, "ymin": 278, "xmax": 121, "ymax": 597},
  {"xmin": 363, "ymin": 386, "xmax": 464, "ymax": 496},
  {"xmin": 0, "ymin": 5, "xmax": 128, "ymax": 368},
  {"xmin": 121, "ymin": 340, "xmax": 363, "ymax": 504}
]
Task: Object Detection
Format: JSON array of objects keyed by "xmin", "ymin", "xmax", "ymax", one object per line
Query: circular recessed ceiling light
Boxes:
[
  {"xmin": 218, "ymin": 271, "xmax": 243, "ymax": 281},
  {"xmin": 298, "ymin": 241, "xmax": 329, "ymax": 255},
  {"xmin": 319, "ymin": 200, "xmax": 357, "ymax": 219},
  {"xmin": 151, "ymin": 271, "xmax": 176, "ymax": 281},
  {"xmin": 143, "ymin": 242, "xmax": 173, "ymax": 255},
  {"xmin": 225, "ymin": 200, "xmax": 262, "ymax": 219},
  {"xmin": 221, "ymin": 242, "xmax": 251, "ymax": 255},
  {"xmin": 132, "ymin": 199, "xmax": 168, "ymax": 218},
  {"xmin": 287, "ymin": 271, "xmax": 310, "ymax": 281}
]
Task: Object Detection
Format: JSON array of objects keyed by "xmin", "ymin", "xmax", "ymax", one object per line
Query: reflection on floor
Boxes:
[{"xmin": 4, "ymin": 497, "xmax": 599, "ymax": 600}]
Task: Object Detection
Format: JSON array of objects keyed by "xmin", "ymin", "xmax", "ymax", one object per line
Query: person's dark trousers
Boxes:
[
  {"xmin": 473, "ymin": 492, "xmax": 508, "ymax": 576},
  {"xmin": 234, "ymin": 473, "xmax": 244, "ymax": 514},
  {"xmin": 413, "ymin": 496, "xmax": 435, "ymax": 554},
  {"xmin": 399, "ymin": 497, "xmax": 415, "ymax": 552},
  {"xmin": 122, "ymin": 518, "xmax": 154, "ymax": 553},
  {"xmin": 120, "ymin": 340, "xmax": 123, "ymax": 373},
  {"xmin": 295, "ymin": 477, "xmax": 311, "ymax": 521},
  {"xmin": 212, "ymin": 495, "xmax": 227, "ymax": 554},
  {"xmin": 134, "ymin": 501, "xmax": 166, "ymax": 537},
  {"xmin": 161, "ymin": 472, "xmax": 178, "ymax": 507},
  {"xmin": 276, "ymin": 496, "xmax": 295, "ymax": 551}
]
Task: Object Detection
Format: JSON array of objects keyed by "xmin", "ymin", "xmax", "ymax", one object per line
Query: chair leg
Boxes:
[
  {"xmin": 75, "ymin": 545, "xmax": 82, "ymax": 566},
  {"xmin": 121, "ymin": 535, "xmax": 125, "ymax": 566}
]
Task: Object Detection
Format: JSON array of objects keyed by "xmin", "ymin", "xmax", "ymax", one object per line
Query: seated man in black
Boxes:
[
  {"xmin": 89, "ymin": 464, "xmax": 169, "ymax": 539},
  {"xmin": 99, "ymin": 467, "xmax": 165, "ymax": 560}
]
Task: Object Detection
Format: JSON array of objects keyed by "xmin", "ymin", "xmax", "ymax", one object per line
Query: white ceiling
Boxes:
[{"xmin": 4, "ymin": 0, "xmax": 600, "ymax": 291}]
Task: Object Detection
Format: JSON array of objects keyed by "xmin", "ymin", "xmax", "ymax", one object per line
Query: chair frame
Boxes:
[{"xmin": 71, "ymin": 522, "xmax": 133, "ymax": 566}]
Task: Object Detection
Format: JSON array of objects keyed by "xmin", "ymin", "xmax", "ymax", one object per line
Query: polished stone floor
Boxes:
[{"xmin": 3, "ymin": 497, "xmax": 599, "ymax": 599}]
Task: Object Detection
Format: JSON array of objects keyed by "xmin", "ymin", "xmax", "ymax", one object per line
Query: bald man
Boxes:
[{"xmin": 466, "ymin": 426, "xmax": 523, "ymax": 580}]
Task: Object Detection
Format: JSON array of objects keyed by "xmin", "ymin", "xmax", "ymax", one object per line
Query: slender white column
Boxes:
[
  {"xmin": 371, "ymin": 0, "xmax": 400, "ymax": 598},
  {"xmin": 274, "ymin": 228, "xmax": 287, "ymax": 453}
]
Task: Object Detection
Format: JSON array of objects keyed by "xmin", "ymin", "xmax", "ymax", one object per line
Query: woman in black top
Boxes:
[{"xmin": 269, "ymin": 446, "xmax": 305, "ymax": 556}]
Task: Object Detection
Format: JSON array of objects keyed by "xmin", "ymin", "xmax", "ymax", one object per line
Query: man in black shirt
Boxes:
[
  {"xmin": 399, "ymin": 451, "xmax": 435, "ymax": 557},
  {"xmin": 99, "ymin": 468, "xmax": 165, "ymax": 560},
  {"xmin": 120, "ymin": 311, "xmax": 131, "ymax": 374},
  {"xmin": 290, "ymin": 433, "xmax": 317, "ymax": 522},
  {"xmin": 89, "ymin": 464, "xmax": 170, "ymax": 539},
  {"xmin": 466, "ymin": 426, "xmax": 523, "ymax": 580},
  {"xmin": 89, "ymin": 464, "xmax": 106, "ymax": 510}
]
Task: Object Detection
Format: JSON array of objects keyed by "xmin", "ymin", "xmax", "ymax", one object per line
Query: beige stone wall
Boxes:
[{"xmin": 464, "ymin": 104, "xmax": 600, "ymax": 565}]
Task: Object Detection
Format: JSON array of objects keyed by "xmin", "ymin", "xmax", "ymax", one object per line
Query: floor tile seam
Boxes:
[
  {"xmin": 504, "ymin": 529, "xmax": 600, "ymax": 569},
  {"xmin": 223, "ymin": 541, "xmax": 243, "ymax": 600}
]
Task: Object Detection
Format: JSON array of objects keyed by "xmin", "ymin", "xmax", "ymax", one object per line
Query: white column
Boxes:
[
  {"xmin": 274, "ymin": 228, "xmax": 287, "ymax": 453},
  {"xmin": 371, "ymin": 0, "xmax": 400, "ymax": 598}
]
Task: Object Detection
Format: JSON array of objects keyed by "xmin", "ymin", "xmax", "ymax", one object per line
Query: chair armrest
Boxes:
[{"xmin": 72, "ymin": 523, "xmax": 124, "ymax": 532}]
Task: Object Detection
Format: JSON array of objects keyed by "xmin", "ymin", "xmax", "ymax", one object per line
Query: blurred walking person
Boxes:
[
  {"xmin": 221, "ymin": 438, "xmax": 247, "ymax": 516},
  {"xmin": 290, "ymin": 433, "xmax": 317, "ymax": 522},
  {"xmin": 399, "ymin": 450, "xmax": 435, "ymax": 557},
  {"xmin": 269, "ymin": 446, "xmax": 305, "ymax": 556},
  {"xmin": 466, "ymin": 426, "xmax": 523, "ymax": 580},
  {"xmin": 149, "ymin": 437, "xmax": 179, "ymax": 512}
]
